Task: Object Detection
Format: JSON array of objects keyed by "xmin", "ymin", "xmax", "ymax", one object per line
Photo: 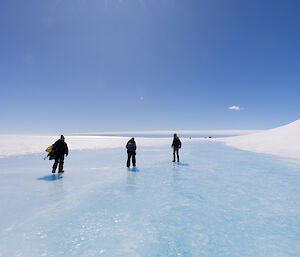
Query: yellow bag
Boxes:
[{"xmin": 45, "ymin": 145, "xmax": 53, "ymax": 153}]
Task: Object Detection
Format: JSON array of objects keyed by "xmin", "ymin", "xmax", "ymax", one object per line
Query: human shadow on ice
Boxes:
[
  {"xmin": 127, "ymin": 167, "xmax": 140, "ymax": 172},
  {"xmin": 174, "ymin": 162, "xmax": 189, "ymax": 167},
  {"xmin": 37, "ymin": 174, "xmax": 63, "ymax": 181}
]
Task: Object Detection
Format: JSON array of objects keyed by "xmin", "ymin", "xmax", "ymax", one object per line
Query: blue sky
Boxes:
[{"xmin": 0, "ymin": 0, "xmax": 299, "ymax": 133}]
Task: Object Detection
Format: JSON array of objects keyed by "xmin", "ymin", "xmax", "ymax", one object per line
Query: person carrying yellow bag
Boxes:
[{"xmin": 45, "ymin": 135, "xmax": 68, "ymax": 173}]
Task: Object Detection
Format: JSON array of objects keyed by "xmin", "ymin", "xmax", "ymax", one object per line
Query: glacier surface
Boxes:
[{"xmin": 0, "ymin": 141, "xmax": 299, "ymax": 257}]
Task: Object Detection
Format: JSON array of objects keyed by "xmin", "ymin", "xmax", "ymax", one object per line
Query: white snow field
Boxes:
[
  {"xmin": 0, "ymin": 135, "xmax": 172, "ymax": 159},
  {"xmin": 0, "ymin": 120, "xmax": 300, "ymax": 256},
  {"xmin": 1, "ymin": 119, "xmax": 300, "ymax": 160}
]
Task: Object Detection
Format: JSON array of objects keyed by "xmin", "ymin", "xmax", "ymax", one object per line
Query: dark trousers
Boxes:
[
  {"xmin": 53, "ymin": 155, "xmax": 64, "ymax": 172},
  {"xmin": 127, "ymin": 151, "xmax": 136, "ymax": 167},
  {"xmin": 173, "ymin": 147, "xmax": 179, "ymax": 162}
]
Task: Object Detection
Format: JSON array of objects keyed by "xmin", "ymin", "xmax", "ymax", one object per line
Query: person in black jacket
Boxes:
[
  {"xmin": 172, "ymin": 133, "xmax": 181, "ymax": 162},
  {"xmin": 126, "ymin": 138, "xmax": 136, "ymax": 168},
  {"xmin": 51, "ymin": 135, "xmax": 69, "ymax": 173}
]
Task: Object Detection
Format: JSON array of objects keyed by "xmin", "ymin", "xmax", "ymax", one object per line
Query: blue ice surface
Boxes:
[{"xmin": 0, "ymin": 141, "xmax": 300, "ymax": 257}]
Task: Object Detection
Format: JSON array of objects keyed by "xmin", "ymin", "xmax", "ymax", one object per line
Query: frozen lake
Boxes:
[{"xmin": 0, "ymin": 141, "xmax": 299, "ymax": 257}]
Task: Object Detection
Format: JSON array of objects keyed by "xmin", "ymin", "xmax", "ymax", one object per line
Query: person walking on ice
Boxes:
[
  {"xmin": 51, "ymin": 135, "xmax": 69, "ymax": 173},
  {"xmin": 126, "ymin": 137, "xmax": 136, "ymax": 168},
  {"xmin": 172, "ymin": 133, "xmax": 181, "ymax": 162}
]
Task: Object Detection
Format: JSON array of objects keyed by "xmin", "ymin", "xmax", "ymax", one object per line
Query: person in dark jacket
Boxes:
[
  {"xmin": 172, "ymin": 133, "xmax": 181, "ymax": 162},
  {"xmin": 126, "ymin": 138, "xmax": 136, "ymax": 168},
  {"xmin": 51, "ymin": 135, "xmax": 68, "ymax": 173}
]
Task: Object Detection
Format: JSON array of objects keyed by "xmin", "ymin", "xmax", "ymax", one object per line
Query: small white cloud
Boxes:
[
  {"xmin": 228, "ymin": 105, "xmax": 241, "ymax": 111},
  {"xmin": 140, "ymin": 96, "xmax": 144, "ymax": 101}
]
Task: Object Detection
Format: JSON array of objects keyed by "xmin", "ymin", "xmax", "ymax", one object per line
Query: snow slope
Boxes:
[{"xmin": 219, "ymin": 119, "xmax": 300, "ymax": 159}]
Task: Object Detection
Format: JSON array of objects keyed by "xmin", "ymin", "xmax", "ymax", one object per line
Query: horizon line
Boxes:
[{"xmin": 74, "ymin": 129, "xmax": 263, "ymax": 136}]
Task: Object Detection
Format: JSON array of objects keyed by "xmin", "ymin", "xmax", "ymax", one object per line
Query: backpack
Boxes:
[
  {"xmin": 45, "ymin": 145, "xmax": 56, "ymax": 160},
  {"xmin": 127, "ymin": 141, "xmax": 136, "ymax": 151}
]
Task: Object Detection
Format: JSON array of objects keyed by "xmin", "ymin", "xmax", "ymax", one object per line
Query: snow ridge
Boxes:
[{"xmin": 219, "ymin": 119, "xmax": 300, "ymax": 159}]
